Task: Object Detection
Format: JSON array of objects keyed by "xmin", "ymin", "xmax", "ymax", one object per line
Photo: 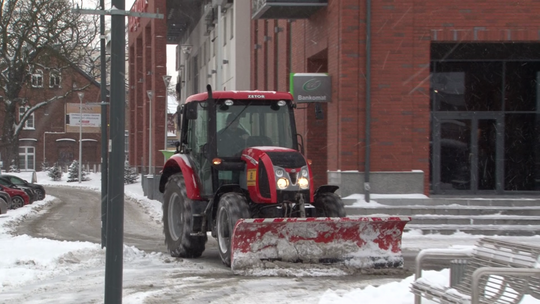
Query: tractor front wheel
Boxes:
[
  {"xmin": 216, "ymin": 193, "xmax": 250, "ymax": 267},
  {"xmin": 163, "ymin": 173, "xmax": 207, "ymax": 258},
  {"xmin": 314, "ymin": 192, "xmax": 346, "ymax": 217}
]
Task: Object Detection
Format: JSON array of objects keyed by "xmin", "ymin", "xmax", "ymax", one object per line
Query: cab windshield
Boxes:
[{"xmin": 216, "ymin": 101, "xmax": 295, "ymax": 157}]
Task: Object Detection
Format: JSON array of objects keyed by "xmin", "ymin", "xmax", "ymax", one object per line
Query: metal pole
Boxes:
[
  {"xmin": 99, "ymin": 0, "xmax": 109, "ymax": 249},
  {"xmin": 164, "ymin": 96, "xmax": 167, "ymax": 153},
  {"xmin": 364, "ymin": 0, "xmax": 372, "ymax": 202},
  {"xmin": 216, "ymin": 5, "xmax": 223, "ymax": 89},
  {"xmin": 77, "ymin": 92, "xmax": 84, "ymax": 183},
  {"xmin": 162, "ymin": 76, "xmax": 171, "ymax": 158},
  {"xmin": 104, "ymin": 0, "xmax": 125, "ymax": 301},
  {"xmin": 43, "ymin": 133, "xmax": 46, "ymax": 164},
  {"xmin": 147, "ymin": 90, "xmax": 153, "ymax": 175}
]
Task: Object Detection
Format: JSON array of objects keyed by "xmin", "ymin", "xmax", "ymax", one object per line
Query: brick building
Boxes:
[
  {"xmin": 127, "ymin": 0, "xmax": 169, "ymax": 173},
  {"xmin": 0, "ymin": 48, "xmax": 103, "ymax": 172},
  {"xmin": 251, "ymin": 0, "xmax": 540, "ymax": 196},
  {"xmin": 132, "ymin": 0, "xmax": 540, "ymax": 196}
]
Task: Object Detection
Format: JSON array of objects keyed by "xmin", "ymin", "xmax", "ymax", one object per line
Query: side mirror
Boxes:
[{"xmin": 185, "ymin": 102, "xmax": 198, "ymax": 120}]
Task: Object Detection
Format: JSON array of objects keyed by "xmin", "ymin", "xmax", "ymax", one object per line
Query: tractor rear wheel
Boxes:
[
  {"xmin": 163, "ymin": 173, "xmax": 207, "ymax": 258},
  {"xmin": 314, "ymin": 192, "xmax": 346, "ymax": 217},
  {"xmin": 216, "ymin": 193, "xmax": 250, "ymax": 267}
]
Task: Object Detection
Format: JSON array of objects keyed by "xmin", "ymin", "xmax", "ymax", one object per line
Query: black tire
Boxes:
[
  {"xmin": 162, "ymin": 173, "xmax": 207, "ymax": 258},
  {"xmin": 314, "ymin": 192, "xmax": 346, "ymax": 217},
  {"xmin": 34, "ymin": 188, "xmax": 45, "ymax": 201},
  {"xmin": 0, "ymin": 198, "xmax": 7, "ymax": 214},
  {"xmin": 11, "ymin": 196, "xmax": 24, "ymax": 209},
  {"xmin": 216, "ymin": 193, "xmax": 250, "ymax": 267}
]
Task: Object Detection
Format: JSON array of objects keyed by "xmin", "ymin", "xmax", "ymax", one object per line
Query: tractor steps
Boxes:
[{"xmin": 344, "ymin": 196, "xmax": 540, "ymax": 236}]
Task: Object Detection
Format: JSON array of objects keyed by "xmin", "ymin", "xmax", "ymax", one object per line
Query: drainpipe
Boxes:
[
  {"xmin": 216, "ymin": 5, "xmax": 223, "ymax": 89},
  {"xmin": 364, "ymin": 0, "xmax": 372, "ymax": 202}
]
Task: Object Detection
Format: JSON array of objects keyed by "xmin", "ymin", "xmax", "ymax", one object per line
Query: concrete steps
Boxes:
[{"xmin": 344, "ymin": 196, "xmax": 540, "ymax": 236}]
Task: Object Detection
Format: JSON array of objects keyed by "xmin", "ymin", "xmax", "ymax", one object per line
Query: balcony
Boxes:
[
  {"xmin": 252, "ymin": 0, "xmax": 327, "ymax": 19},
  {"xmin": 165, "ymin": 0, "xmax": 204, "ymax": 44}
]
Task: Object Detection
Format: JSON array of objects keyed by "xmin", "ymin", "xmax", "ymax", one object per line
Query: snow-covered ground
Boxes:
[{"xmin": 0, "ymin": 171, "xmax": 538, "ymax": 304}]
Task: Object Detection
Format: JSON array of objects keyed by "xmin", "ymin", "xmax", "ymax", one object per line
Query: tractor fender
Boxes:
[
  {"xmin": 159, "ymin": 154, "xmax": 202, "ymax": 200},
  {"xmin": 314, "ymin": 185, "xmax": 340, "ymax": 197}
]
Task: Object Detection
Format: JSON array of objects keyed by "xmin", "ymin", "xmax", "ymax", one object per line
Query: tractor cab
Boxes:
[
  {"xmin": 177, "ymin": 89, "xmax": 299, "ymax": 197},
  {"xmin": 161, "ymin": 86, "xmax": 409, "ymax": 272}
]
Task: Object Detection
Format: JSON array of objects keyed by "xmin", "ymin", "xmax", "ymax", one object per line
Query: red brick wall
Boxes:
[
  {"xmin": 127, "ymin": 0, "xmax": 167, "ymax": 172},
  {"xmin": 251, "ymin": 0, "xmax": 540, "ymax": 195}
]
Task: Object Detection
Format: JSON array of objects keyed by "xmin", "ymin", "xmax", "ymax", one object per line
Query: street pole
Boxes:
[
  {"xmin": 147, "ymin": 90, "xmax": 153, "ymax": 175},
  {"xmin": 216, "ymin": 5, "xmax": 223, "ymax": 89},
  {"xmin": 70, "ymin": 4, "xmax": 163, "ymax": 304},
  {"xmin": 162, "ymin": 75, "xmax": 171, "ymax": 157},
  {"xmin": 99, "ymin": 0, "xmax": 109, "ymax": 249},
  {"xmin": 77, "ymin": 92, "xmax": 84, "ymax": 183},
  {"xmin": 105, "ymin": 0, "xmax": 125, "ymax": 301}
]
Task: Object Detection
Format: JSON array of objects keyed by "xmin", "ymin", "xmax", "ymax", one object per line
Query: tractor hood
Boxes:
[
  {"xmin": 241, "ymin": 146, "xmax": 313, "ymax": 204},
  {"xmin": 241, "ymin": 146, "xmax": 306, "ymax": 168}
]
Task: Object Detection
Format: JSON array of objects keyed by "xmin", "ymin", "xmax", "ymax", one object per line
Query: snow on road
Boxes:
[{"xmin": 0, "ymin": 172, "xmax": 538, "ymax": 304}]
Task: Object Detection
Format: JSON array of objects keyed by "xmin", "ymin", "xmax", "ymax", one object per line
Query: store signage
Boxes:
[
  {"xmin": 290, "ymin": 73, "xmax": 331, "ymax": 102},
  {"xmin": 66, "ymin": 103, "xmax": 101, "ymax": 133}
]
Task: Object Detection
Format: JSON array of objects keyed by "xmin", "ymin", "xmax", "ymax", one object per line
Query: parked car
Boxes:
[
  {"xmin": 0, "ymin": 184, "xmax": 30, "ymax": 209},
  {"xmin": 0, "ymin": 190, "xmax": 12, "ymax": 210},
  {"xmin": 0, "ymin": 177, "xmax": 36, "ymax": 203},
  {"xmin": 0, "ymin": 174, "xmax": 46, "ymax": 200}
]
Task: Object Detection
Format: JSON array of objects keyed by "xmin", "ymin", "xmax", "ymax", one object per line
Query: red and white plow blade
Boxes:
[{"xmin": 230, "ymin": 216, "xmax": 411, "ymax": 273}]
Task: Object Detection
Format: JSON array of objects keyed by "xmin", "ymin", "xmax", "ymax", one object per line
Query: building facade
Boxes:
[
  {"xmin": 251, "ymin": 0, "xmax": 540, "ymax": 196},
  {"xmin": 0, "ymin": 48, "xmax": 104, "ymax": 172},
  {"xmin": 128, "ymin": 0, "xmax": 251, "ymax": 173},
  {"xmin": 132, "ymin": 0, "xmax": 540, "ymax": 196}
]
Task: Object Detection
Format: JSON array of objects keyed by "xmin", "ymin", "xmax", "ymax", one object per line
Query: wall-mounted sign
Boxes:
[
  {"xmin": 290, "ymin": 73, "xmax": 331, "ymax": 102},
  {"xmin": 66, "ymin": 103, "xmax": 101, "ymax": 133}
]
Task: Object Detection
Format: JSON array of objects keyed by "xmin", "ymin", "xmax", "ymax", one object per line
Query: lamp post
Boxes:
[
  {"xmin": 77, "ymin": 92, "xmax": 84, "ymax": 183},
  {"xmin": 147, "ymin": 90, "xmax": 154, "ymax": 175},
  {"xmin": 162, "ymin": 75, "xmax": 171, "ymax": 157}
]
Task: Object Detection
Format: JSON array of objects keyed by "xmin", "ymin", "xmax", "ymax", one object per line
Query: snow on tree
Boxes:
[
  {"xmin": 0, "ymin": 0, "xmax": 99, "ymax": 168},
  {"xmin": 7, "ymin": 159, "xmax": 19, "ymax": 173},
  {"xmin": 47, "ymin": 163, "xmax": 63, "ymax": 181},
  {"xmin": 67, "ymin": 160, "xmax": 89, "ymax": 182},
  {"xmin": 124, "ymin": 162, "xmax": 139, "ymax": 184}
]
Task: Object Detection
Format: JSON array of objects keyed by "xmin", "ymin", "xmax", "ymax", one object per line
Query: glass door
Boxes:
[{"xmin": 432, "ymin": 113, "xmax": 502, "ymax": 193}]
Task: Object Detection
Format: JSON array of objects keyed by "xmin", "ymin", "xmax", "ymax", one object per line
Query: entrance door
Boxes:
[{"xmin": 432, "ymin": 113, "xmax": 503, "ymax": 193}]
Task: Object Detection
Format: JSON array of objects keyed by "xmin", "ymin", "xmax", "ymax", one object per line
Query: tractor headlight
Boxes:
[
  {"xmin": 276, "ymin": 177, "xmax": 289, "ymax": 189},
  {"xmin": 301, "ymin": 168, "xmax": 309, "ymax": 177},
  {"xmin": 275, "ymin": 168, "xmax": 284, "ymax": 177},
  {"xmin": 298, "ymin": 177, "xmax": 309, "ymax": 189}
]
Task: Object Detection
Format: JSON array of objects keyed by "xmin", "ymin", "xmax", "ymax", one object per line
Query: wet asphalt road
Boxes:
[
  {"xmin": 14, "ymin": 186, "xmax": 443, "ymax": 276},
  {"xmin": 15, "ymin": 186, "xmax": 167, "ymax": 253}
]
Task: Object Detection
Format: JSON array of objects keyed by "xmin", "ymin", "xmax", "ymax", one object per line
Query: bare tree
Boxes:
[{"xmin": 0, "ymin": 0, "xmax": 99, "ymax": 168}]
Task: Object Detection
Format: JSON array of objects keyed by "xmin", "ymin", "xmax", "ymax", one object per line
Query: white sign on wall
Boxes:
[{"xmin": 68, "ymin": 113, "xmax": 101, "ymax": 128}]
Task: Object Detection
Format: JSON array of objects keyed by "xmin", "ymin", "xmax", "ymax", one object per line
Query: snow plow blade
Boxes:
[{"xmin": 230, "ymin": 216, "xmax": 411, "ymax": 274}]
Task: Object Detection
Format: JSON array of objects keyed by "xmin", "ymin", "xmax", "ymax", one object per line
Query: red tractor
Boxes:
[{"xmin": 160, "ymin": 85, "xmax": 409, "ymax": 273}]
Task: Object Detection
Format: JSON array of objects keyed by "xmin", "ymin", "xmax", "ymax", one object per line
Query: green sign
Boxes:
[{"xmin": 290, "ymin": 73, "xmax": 331, "ymax": 102}]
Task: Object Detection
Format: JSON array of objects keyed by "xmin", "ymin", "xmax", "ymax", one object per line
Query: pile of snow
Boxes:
[{"xmin": 0, "ymin": 171, "xmax": 538, "ymax": 303}]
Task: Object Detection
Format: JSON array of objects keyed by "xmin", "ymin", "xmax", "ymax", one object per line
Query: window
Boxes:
[
  {"xmin": 31, "ymin": 69, "xmax": 43, "ymax": 87},
  {"xmin": 19, "ymin": 106, "xmax": 35, "ymax": 130},
  {"xmin": 18, "ymin": 146, "xmax": 35, "ymax": 171},
  {"xmin": 230, "ymin": 8, "xmax": 234, "ymax": 40},
  {"xmin": 223, "ymin": 15, "xmax": 227, "ymax": 46},
  {"xmin": 186, "ymin": 103, "xmax": 211, "ymax": 195},
  {"xmin": 49, "ymin": 70, "xmax": 61, "ymax": 88}
]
